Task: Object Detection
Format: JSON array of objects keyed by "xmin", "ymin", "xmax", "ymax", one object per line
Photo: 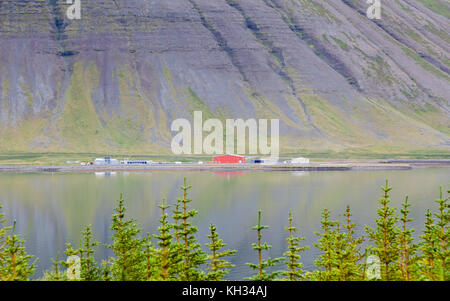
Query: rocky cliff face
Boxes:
[{"xmin": 0, "ymin": 0, "xmax": 448, "ymax": 154}]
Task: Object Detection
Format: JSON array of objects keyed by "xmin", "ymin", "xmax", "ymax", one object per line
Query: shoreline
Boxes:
[{"xmin": 1, "ymin": 160, "xmax": 449, "ymax": 173}]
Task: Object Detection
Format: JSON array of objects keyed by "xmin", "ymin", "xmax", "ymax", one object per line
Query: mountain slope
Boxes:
[{"xmin": 0, "ymin": 0, "xmax": 448, "ymax": 154}]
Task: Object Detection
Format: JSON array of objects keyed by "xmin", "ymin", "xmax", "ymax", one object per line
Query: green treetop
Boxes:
[
  {"xmin": 397, "ymin": 197, "xmax": 419, "ymax": 281},
  {"xmin": 154, "ymin": 198, "xmax": 180, "ymax": 280},
  {"xmin": 433, "ymin": 187, "xmax": 449, "ymax": 281},
  {"xmin": 206, "ymin": 223, "xmax": 236, "ymax": 280},
  {"xmin": 246, "ymin": 211, "xmax": 283, "ymax": 281},
  {"xmin": 313, "ymin": 208, "xmax": 338, "ymax": 280},
  {"xmin": 107, "ymin": 194, "xmax": 146, "ymax": 281},
  {"xmin": 0, "ymin": 221, "xmax": 35, "ymax": 281},
  {"xmin": 79, "ymin": 225, "xmax": 101, "ymax": 281},
  {"xmin": 419, "ymin": 208, "xmax": 439, "ymax": 280},
  {"xmin": 365, "ymin": 180, "xmax": 400, "ymax": 281},
  {"xmin": 341, "ymin": 205, "xmax": 365, "ymax": 280},
  {"xmin": 0, "ymin": 205, "xmax": 8, "ymax": 274},
  {"xmin": 178, "ymin": 178, "xmax": 207, "ymax": 281},
  {"xmin": 281, "ymin": 210, "xmax": 308, "ymax": 281}
]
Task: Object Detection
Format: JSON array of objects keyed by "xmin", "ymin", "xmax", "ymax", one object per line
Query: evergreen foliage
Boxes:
[
  {"xmin": 106, "ymin": 193, "xmax": 146, "ymax": 281},
  {"xmin": 205, "ymin": 223, "xmax": 236, "ymax": 280},
  {"xmin": 177, "ymin": 178, "xmax": 207, "ymax": 281},
  {"xmin": 332, "ymin": 214, "xmax": 364, "ymax": 281},
  {"xmin": 246, "ymin": 211, "xmax": 283, "ymax": 281},
  {"xmin": 0, "ymin": 221, "xmax": 35, "ymax": 281},
  {"xmin": 419, "ymin": 208, "xmax": 440, "ymax": 280},
  {"xmin": 397, "ymin": 197, "xmax": 419, "ymax": 280},
  {"xmin": 312, "ymin": 208, "xmax": 338, "ymax": 280},
  {"xmin": 143, "ymin": 233, "xmax": 157, "ymax": 281},
  {"xmin": 433, "ymin": 187, "xmax": 449, "ymax": 280},
  {"xmin": 79, "ymin": 225, "xmax": 102, "ymax": 281},
  {"xmin": 154, "ymin": 199, "xmax": 180, "ymax": 280},
  {"xmin": 281, "ymin": 210, "xmax": 308, "ymax": 281},
  {"xmin": 0, "ymin": 205, "xmax": 8, "ymax": 278},
  {"xmin": 365, "ymin": 180, "xmax": 400, "ymax": 280},
  {"xmin": 42, "ymin": 254, "xmax": 68, "ymax": 281},
  {"xmin": 341, "ymin": 205, "xmax": 365, "ymax": 280},
  {"xmin": 0, "ymin": 180, "xmax": 448, "ymax": 281}
]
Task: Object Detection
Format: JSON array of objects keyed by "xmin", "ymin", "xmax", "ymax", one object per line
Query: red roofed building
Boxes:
[{"xmin": 213, "ymin": 154, "xmax": 245, "ymax": 164}]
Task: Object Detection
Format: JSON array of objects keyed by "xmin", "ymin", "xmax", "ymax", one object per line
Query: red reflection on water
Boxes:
[{"xmin": 213, "ymin": 171, "xmax": 245, "ymax": 178}]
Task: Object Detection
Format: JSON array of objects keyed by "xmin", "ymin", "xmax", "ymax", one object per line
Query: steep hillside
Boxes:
[{"xmin": 0, "ymin": 0, "xmax": 449, "ymax": 155}]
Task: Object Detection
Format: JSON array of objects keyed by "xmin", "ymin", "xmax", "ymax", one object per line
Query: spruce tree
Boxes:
[
  {"xmin": 206, "ymin": 223, "xmax": 236, "ymax": 280},
  {"xmin": 143, "ymin": 233, "xmax": 158, "ymax": 281},
  {"xmin": 312, "ymin": 208, "xmax": 337, "ymax": 281},
  {"xmin": 419, "ymin": 208, "xmax": 439, "ymax": 280},
  {"xmin": 333, "ymin": 216, "xmax": 353, "ymax": 281},
  {"xmin": 79, "ymin": 225, "xmax": 101, "ymax": 281},
  {"xmin": 154, "ymin": 198, "xmax": 179, "ymax": 280},
  {"xmin": 342, "ymin": 205, "xmax": 365, "ymax": 280},
  {"xmin": 42, "ymin": 253, "xmax": 68, "ymax": 281},
  {"xmin": 281, "ymin": 210, "xmax": 308, "ymax": 281},
  {"xmin": 168, "ymin": 198, "xmax": 187, "ymax": 280},
  {"xmin": 63, "ymin": 243, "xmax": 80, "ymax": 280},
  {"xmin": 172, "ymin": 198, "xmax": 183, "ymax": 244},
  {"xmin": 107, "ymin": 193, "xmax": 146, "ymax": 281},
  {"xmin": 178, "ymin": 178, "xmax": 207, "ymax": 280},
  {"xmin": 0, "ymin": 205, "xmax": 8, "ymax": 276},
  {"xmin": 365, "ymin": 180, "xmax": 400, "ymax": 281},
  {"xmin": 433, "ymin": 187, "xmax": 449, "ymax": 281},
  {"xmin": 398, "ymin": 197, "xmax": 419, "ymax": 281},
  {"xmin": 0, "ymin": 221, "xmax": 36, "ymax": 281},
  {"xmin": 246, "ymin": 211, "xmax": 283, "ymax": 281},
  {"xmin": 100, "ymin": 260, "xmax": 112, "ymax": 281}
]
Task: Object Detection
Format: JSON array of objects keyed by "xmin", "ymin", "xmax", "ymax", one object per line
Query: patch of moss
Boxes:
[
  {"xmin": 402, "ymin": 47, "xmax": 449, "ymax": 80},
  {"xmin": 185, "ymin": 87, "xmax": 215, "ymax": 120},
  {"xmin": 162, "ymin": 65, "xmax": 183, "ymax": 114},
  {"xmin": 245, "ymin": 88, "xmax": 300, "ymax": 130},
  {"xmin": 406, "ymin": 29, "xmax": 425, "ymax": 45},
  {"xmin": 395, "ymin": 0, "xmax": 411, "ymax": 12},
  {"xmin": 19, "ymin": 81, "xmax": 34, "ymax": 108},
  {"xmin": 400, "ymin": 89, "xmax": 412, "ymax": 99},
  {"xmin": 425, "ymin": 23, "xmax": 450, "ymax": 44},
  {"xmin": 299, "ymin": 0, "xmax": 340, "ymax": 23},
  {"xmin": 368, "ymin": 55, "xmax": 395, "ymax": 85},
  {"xmin": 417, "ymin": 0, "xmax": 450, "ymax": 18},
  {"xmin": 331, "ymin": 36, "xmax": 351, "ymax": 51},
  {"xmin": 57, "ymin": 61, "xmax": 106, "ymax": 152},
  {"xmin": 301, "ymin": 94, "xmax": 358, "ymax": 140},
  {"xmin": 1, "ymin": 78, "xmax": 9, "ymax": 112}
]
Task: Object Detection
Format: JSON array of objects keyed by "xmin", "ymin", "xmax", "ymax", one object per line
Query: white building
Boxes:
[
  {"xmin": 291, "ymin": 157, "xmax": 310, "ymax": 164},
  {"xmin": 94, "ymin": 156, "xmax": 119, "ymax": 166}
]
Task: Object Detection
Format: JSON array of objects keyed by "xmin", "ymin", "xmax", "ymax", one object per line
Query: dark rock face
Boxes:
[{"xmin": 0, "ymin": 0, "xmax": 448, "ymax": 153}]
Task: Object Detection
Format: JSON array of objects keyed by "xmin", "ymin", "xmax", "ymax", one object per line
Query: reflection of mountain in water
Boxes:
[{"xmin": 0, "ymin": 169, "xmax": 449, "ymax": 279}]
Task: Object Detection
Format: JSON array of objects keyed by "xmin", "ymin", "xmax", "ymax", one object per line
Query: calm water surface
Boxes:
[{"xmin": 0, "ymin": 168, "xmax": 448, "ymax": 279}]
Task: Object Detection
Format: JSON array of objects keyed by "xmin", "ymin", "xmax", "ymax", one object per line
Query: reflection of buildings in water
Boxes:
[
  {"xmin": 291, "ymin": 171, "xmax": 309, "ymax": 177},
  {"xmin": 94, "ymin": 172, "xmax": 117, "ymax": 177},
  {"xmin": 214, "ymin": 171, "xmax": 245, "ymax": 180}
]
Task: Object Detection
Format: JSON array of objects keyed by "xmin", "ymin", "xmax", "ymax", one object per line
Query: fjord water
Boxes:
[{"xmin": 0, "ymin": 169, "xmax": 448, "ymax": 280}]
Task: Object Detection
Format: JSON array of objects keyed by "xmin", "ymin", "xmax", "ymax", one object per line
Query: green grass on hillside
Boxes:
[{"xmin": 418, "ymin": 0, "xmax": 450, "ymax": 18}]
